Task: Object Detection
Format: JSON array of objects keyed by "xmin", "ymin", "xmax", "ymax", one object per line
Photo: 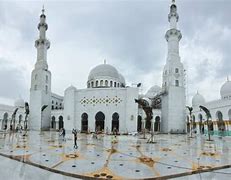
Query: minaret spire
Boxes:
[
  {"xmin": 30, "ymin": 7, "xmax": 52, "ymax": 130},
  {"xmin": 165, "ymin": 0, "xmax": 181, "ymax": 59},
  {"xmin": 168, "ymin": 0, "xmax": 179, "ymax": 29},
  {"xmin": 42, "ymin": 5, "xmax": 45, "ymax": 14},
  {"xmin": 34, "ymin": 6, "xmax": 50, "ymax": 70},
  {"xmin": 161, "ymin": 0, "xmax": 186, "ymax": 134}
]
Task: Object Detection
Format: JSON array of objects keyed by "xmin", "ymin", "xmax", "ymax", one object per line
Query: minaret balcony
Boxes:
[
  {"xmin": 168, "ymin": 12, "xmax": 179, "ymax": 22},
  {"xmin": 38, "ymin": 22, "xmax": 48, "ymax": 30},
  {"xmin": 165, "ymin": 29, "xmax": 182, "ymax": 41},
  {"xmin": 35, "ymin": 39, "xmax": 50, "ymax": 49}
]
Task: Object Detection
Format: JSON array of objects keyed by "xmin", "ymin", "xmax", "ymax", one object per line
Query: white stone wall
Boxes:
[
  {"xmin": 62, "ymin": 87, "xmax": 139, "ymax": 133},
  {"xmin": 0, "ymin": 104, "xmax": 25, "ymax": 130},
  {"xmin": 192, "ymin": 99, "xmax": 231, "ymax": 122}
]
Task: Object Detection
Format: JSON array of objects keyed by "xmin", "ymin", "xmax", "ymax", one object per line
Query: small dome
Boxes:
[
  {"xmin": 220, "ymin": 78, "xmax": 231, "ymax": 99},
  {"xmin": 192, "ymin": 92, "xmax": 205, "ymax": 107},
  {"xmin": 65, "ymin": 85, "xmax": 77, "ymax": 92},
  {"xmin": 14, "ymin": 98, "xmax": 24, "ymax": 108},
  {"xmin": 88, "ymin": 64, "xmax": 120, "ymax": 81},
  {"xmin": 141, "ymin": 97, "xmax": 152, "ymax": 107},
  {"xmin": 145, "ymin": 85, "xmax": 161, "ymax": 98}
]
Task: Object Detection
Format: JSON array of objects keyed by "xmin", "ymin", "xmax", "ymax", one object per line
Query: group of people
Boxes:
[
  {"xmin": 59, "ymin": 127, "xmax": 120, "ymax": 148},
  {"xmin": 59, "ymin": 128, "xmax": 78, "ymax": 149}
]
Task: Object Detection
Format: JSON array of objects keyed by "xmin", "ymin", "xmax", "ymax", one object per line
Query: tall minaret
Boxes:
[
  {"xmin": 161, "ymin": 0, "xmax": 186, "ymax": 133},
  {"xmin": 29, "ymin": 7, "xmax": 51, "ymax": 130}
]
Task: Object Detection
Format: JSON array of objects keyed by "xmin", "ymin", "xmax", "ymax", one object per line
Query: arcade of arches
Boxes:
[
  {"xmin": 0, "ymin": 112, "xmax": 26, "ymax": 131},
  {"xmin": 190, "ymin": 109, "xmax": 231, "ymax": 136},
  {"xmin": 137, "ymin": 115, "xmax": 161, "ymax": 132},
  {"xmin": 50, "ymin": 116, "xmax": 64, "ymax": 130}
]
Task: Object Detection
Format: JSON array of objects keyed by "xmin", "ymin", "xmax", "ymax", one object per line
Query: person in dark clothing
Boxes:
[
  {"xmin": 61, "ymin": 128, "xmax": 66, "ymax": 141},
  {"xmin": 72, "ymin": 128, "xmax": 78, "ymax": 149}
]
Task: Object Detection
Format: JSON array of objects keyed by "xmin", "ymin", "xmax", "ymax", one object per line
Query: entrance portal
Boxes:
[
  {"xmin": 154, "ymin": 116, "xmax": 160, "ymax": 131},
  {"xmin": 95, "ymin": 111, "xmax": 105, "ymax": 132},
  {"xmin": 58, "ymin": 116, "xmax": 64, "ymax": 129},
  {"xmin": 81, "ymin": 113, "xmax": 88, "ymax": 132},
  {"xmin": 111, "ymin": 112, "xmax": 119, "ymax": 132}
]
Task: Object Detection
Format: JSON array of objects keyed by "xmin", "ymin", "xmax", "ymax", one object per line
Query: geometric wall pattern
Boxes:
[{"xmin": 80, "ymin": 96, "xmax": 122, "ymax": 107}]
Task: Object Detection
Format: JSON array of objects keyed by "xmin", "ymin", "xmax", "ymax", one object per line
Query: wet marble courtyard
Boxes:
[{"xmin": 0, "ymin": 131, "xmax": 231, "ymax": 179}]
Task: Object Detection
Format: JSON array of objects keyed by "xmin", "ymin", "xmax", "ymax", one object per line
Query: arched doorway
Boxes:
[
  {"xmin": 145, "ymin": 119, "xmax": 151, "ymax": 131},
  {"xmin": 95, "ymin": 111, "xmax": 105, "ymax": 132},
  {"xmin": 2, "ymin": 113, "xmax": 8, "ymax": 130},
  {"xmin": 137, "ymin": 115, "xmax": 142, "ymax": 132},
  {"xmin": 51, "ymin": 116, "xmax": 56, "ymax": 129},
  {"xmin": 58, "ymin": 116, "xmax": 64, "ymax": 129},
  {"xmin": 154, "ymin": 116, "xmax": 160, "ymax": 131},
  {"xmin": 111, "ymin": 112, "xmax": 119, "ymax": 132},
  {"xmin": 216, "ymin": 111, "xmax": 225, "ymax": 135},
  {"xmin": 81, "ymin": 113, "xmax": 88, "ymax": 133}
]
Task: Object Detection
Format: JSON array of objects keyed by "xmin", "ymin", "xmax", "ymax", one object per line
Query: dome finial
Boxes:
[{"xmin": 42, "ymin": 5, "xmax": 45, "ymax": 14}]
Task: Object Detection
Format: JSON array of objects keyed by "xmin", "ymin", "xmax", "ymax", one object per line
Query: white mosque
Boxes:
[{"xmin": 0, "ymin": 1, "xmax": 230, "ymax": 136}]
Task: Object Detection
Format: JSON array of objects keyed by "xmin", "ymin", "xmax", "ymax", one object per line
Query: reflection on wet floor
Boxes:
[{"xmin": 0, "ymin": 131, "xmax": 231, "ymax": 179}]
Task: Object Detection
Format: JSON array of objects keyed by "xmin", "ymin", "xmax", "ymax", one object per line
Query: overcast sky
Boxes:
[{"xmin": 0, "ymin": 0, "xmax": 230, "ymax": 106}]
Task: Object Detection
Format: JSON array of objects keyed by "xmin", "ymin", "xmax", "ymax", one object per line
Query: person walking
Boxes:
[
  {"xmin": 62, "ymin": 128, "xmax": 66, "ymax": 141},
  {"xmin": 72, "ymin": 128, "xmax": 78, "ymax": 149}
]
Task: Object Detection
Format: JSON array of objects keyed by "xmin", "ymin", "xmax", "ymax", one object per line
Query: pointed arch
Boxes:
[
  {"xmin": 112, "ymin": 112, "xmax": 119, "ymax": 132},
  {"xmin": 58, "ymin": 116, "xmax": 64, "ymax": 129},
  {"xmin": 81, "ymin": 113, "xmax": 88, "ymax": 132},
  {"xmin": 95, "ymin": 111, "xmax": 105, "ymax": 132}
]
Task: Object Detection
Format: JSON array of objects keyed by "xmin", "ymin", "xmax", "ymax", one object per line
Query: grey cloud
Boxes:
[
  {"xmin": 0, "ymin": 0, "xmax": 230, "ymax": 103},
  {"xmin": 0, "ymin": 59, "xmax": 28, "ymax": 100}
]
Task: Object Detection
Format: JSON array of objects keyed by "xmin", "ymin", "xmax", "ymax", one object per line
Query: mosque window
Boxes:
[
  {"xmin": 110, "ymin": 81, "xmax": 113, "ymax": 87},
  {"xmin": 52, "ymin": 106, "xmax": 54, "ymax": 110},
  {"xmin": 52, "ymin": 100, "xmax": 54, "ymax": 104},
  {"xmin": 117, "ymin": 83, "xmax": 119, "ymax": 87},
  {"xmin": 87, "ymin": 83, "xmax": 90, "ymax": 88},
  {"xmin": 35, "ymin": 74, "xmax": 37, "ymax": 80},
  {"xmin": 91, "ymin": 81, "xmax": 94, "ymax": 87},
  {"xmin": 175, "ymin": 68, "xmax": 179, "ymax": 73},
  {"xmin": 165, "ymin": 70, "xmax": 167, "ymax": 75},
  {"xmin": 114, "ymin": 82, "xmax": 116, "ymax": 87},
  {"xmin": 100, "ymin": 80, "xmax": 103, "ymax": 86},
  {"xmin": 46, "ymin": 75, "xmax": 48, "ymax": 83},
  {"xmin": 95, "ymin": 81, "xmax": 98, "ymax": 87},
  {"xmin": 105, "ymin": 80, "xmax": 108, "ymax": 86},
  {"xmin": 34, "ymin": 85, "xmax": 37, "ymax": 90},
  {"xmin": 175, "ymin": 80, "xmax": 179, "ymax": 86}
]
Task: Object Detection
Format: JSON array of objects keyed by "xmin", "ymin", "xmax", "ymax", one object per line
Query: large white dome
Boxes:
[
  {"xmin": 87, "ymin": 63, "xmax": 126, "ymax": 88},
  {"xmin": 88, "ymin": 64, "xmax": 120, "ymax": 81},
  {"xmin": 145, "ymin": 85, "xmax": 161, "ymax": 98},
  {"xmin": 220, "ymin": 79, "xmax": 231, "ymax": 99},
  {"xmin": 14, "ymin": 98, "xmax": 24, "ymax": 108},
  {"xmin": 192, "ymin": 92, "xmax": 205, "ymax": 107}
]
